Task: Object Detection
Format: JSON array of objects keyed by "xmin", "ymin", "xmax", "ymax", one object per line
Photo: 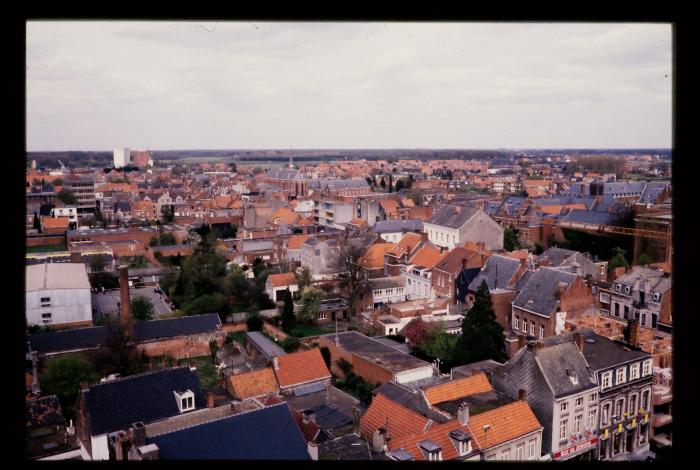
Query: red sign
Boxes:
[{"xmin": 552, "ymin": 437, "xmax": 599, "ymax": 460}]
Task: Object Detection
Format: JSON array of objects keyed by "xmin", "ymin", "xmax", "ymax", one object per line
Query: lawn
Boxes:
[
  {"xmin": 27, "ymin": 244, "xmax": 67, "ymax": 253},
  {"xmin": 178, "ymin": 356, "xmax": 218, "ymax": 390},
  {"xmin": 290, "ymin": 324, "xmax": 332, "ymax": 338}
]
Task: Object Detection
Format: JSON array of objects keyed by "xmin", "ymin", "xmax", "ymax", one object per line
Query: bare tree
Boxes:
[{"xmin": 332, "ymin": 245, "xmax": 369, "ymax": 318}]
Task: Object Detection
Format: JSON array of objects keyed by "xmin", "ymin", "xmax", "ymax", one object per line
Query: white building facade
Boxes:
[
  {"xmin": 113, "ymin": 148, "xmax": 131, "ymax": 168},
  {"xmin": 26, "ymin": 263, "xmax": 92, "ymax": 327}
]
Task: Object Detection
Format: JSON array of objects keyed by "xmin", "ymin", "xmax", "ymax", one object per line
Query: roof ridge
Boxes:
[{"xmin": 87, "ymin": 365, "xmax": 192, "ymax": 389}]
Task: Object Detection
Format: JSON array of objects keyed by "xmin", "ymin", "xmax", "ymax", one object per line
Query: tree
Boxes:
[
  {"xmin": 608, "ymin": 247, "xmax": 630, "ymax": 272},
  {"xmin": 458, "ymin": 280, "xmax": 505, "ymax": 364},
  {"xmin": 297, "ymin": 285, "xmax": 323, "ymax": 324},
  {"xmin": 422, "ymin": 328, "xmax": 460, "ymax": 370},
  {"xmin": 56, "ymin": 188, "xmax": 77, "ymax": 205},
  {"xmin": 90, "ymin": 254, "xmax": 108, "ymax": 273},
  {"xmin": 380, "ymin": 176, "xmax": 386, "ymax": 191},
  {"xmin": 333, "ymin": 245, "xmax": 367, "ymax": 318},
  {"xmin": 103, "ymin": 318, "xmax": 143, "ymax": 376},
  {"xmin": 53, "ymin": 177, "xmax": 63, "ymax": 186},
  {"xmin": 209, "ymin": 339, "xmax": 219, "ymax": 361},
  {"xmin": 281, "ymin": 288, "xmax": 296, "ymax": 332},
  {"xmin": 395, "ymin": 179, "xmax": 405, "ymax": 192},
  {"xmin": 161, "ymin": 205, "xmax": 174, "ymax": 223},
  {"xmin": 131, "ymin": 295, "xmax": 155, "ymax": 321},
  {"xmin": 408, "ymin": 188, "xmax": 424, "ymax": 206},
  {"xmin": 33, "ymin": 212, "xmax": 41, "ymax": 232},
  {"xmin": 636, "ymin": 253, "xmax": 653, "ymax": 266},
  {"xmin": 403, "ymin": 317, "xmax": 430, "ymax": 349},
  {"xmin": 406, "ymin": 174, "xmax": 414, "ymax": 189},
  {"xmin": 296, "ymin": 267, "xmax": 312, "ymax": 290},
  {"xmin": 503, "ymin": 226, "xmax": 521, "ymax": 252},
  {"xmin": 281, "ymin": 336, "xmax": 300, "ymax": 353},
  {"xmin": 533, "ymin": 241, "xmax": 544, "ymax": 255},
  {"xmin": 247, "ymin": 314, "xmax": 263, "ymax": 331},
  {"xmin": 365, "ymin": 176, "xmax": 375, "ymax": 188},
  {"xmin": 159, "ymin": 232, "xmax": 177, "ymax": 245},
  {"xmin": 41, "ymin": 355, "xmax": 99, "ymax": 420}
]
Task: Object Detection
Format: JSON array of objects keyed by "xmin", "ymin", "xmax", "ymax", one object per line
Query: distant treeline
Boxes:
[{"xmin": 27, "ymin": 148, "xmax": 672, "ymax": 168}]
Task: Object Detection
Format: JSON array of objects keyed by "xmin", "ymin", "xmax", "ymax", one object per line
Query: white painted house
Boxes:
[
  {"xmin": 26, "ymin": 263, "xmax": 92, "ymax": 328},
  {"xmin": 424, "ymin": 204, "xmax": 503, "ymax": 251}
]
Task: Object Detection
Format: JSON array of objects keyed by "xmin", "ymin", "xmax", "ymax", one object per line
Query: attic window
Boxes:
[
  {"xmin": 174, "ymin": 389, "xmax": 195, "ymax": 413},
  {"xmin": 419, "ymin": 440, "xmax": 442, "ymax": 461},
  {"xmin": 449, "ymin": 430, "xmax": 472, "ymax": 456}
]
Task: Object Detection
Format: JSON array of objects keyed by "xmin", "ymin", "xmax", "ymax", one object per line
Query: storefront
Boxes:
[{"xmin": 552, "ymin": 436, "xmax": 599, "ymax": 461}]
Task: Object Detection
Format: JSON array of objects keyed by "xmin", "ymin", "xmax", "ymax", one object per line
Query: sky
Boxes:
[{"xmin": 26, "ymin": 22, "xmax": 673, "ymax": 151}]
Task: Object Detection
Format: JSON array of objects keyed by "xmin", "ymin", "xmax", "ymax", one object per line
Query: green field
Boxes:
[
  {"xmin": 178, "ymin": 356, "xmax": 218, "ymax": 390},
  {"xmin": 27, "ymin": 244, "xmax": 67, "ymax": 253}
]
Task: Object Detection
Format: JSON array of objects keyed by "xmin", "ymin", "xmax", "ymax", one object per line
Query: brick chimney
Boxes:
[
  {"xmin": 458, "ymin": 403, "xmax": 470, "ymax": 426},
  {"xmin": 625, "ymin": 318, "xmax": 640, "ymax": 347},
  {"xmin": 118, "ymin": 265, "xmax": 133, "ymax": 337},
  {"xmin": 207, "ymin": 392, "xmax": 215, "ymax": 408},
  {"xmin": 131, "ymin": 422, "xmax": 146, "ymax": 448},
  {"xmin": 574, "ymin": 332, "xmax": 584, "ymax": 353},
  {"xmin": 518, "ymin": 389, "xmax": 527, "ymax": 401}
]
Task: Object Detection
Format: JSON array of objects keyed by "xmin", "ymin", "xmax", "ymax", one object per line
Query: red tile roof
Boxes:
[
  {"xmin": 468, "ymin": 400, "xmax": 542, "ymax": 450},
  {"xmin": 287, "ymin": 234, "xmax": 310, "ymax": 250},
  {"xmin": 228, "ymin": 368, "xmax": 279, "ymax": 399},
  {"xmin": 423, "ymin": 373, "xmax": 493, "ymax": 405},
  {"xmin": 359, "ymin": 393, "xmax": 429, "ymax": 442},
  {"xmin": 361, "ymin": 242, "xmax": 396, "ymax": 269},
  {"xmin": 408, "ymin": 244, "xmax": 446, "ymax": 269},
  {"xmin": 275, "ymin": 348, "xmax": 331, "ymax": 389},
  {"xmin": 388, "ymin": 419, "xmax": 477, "ymax": 461},
  {"xmin": 267, "ymin": 272, "xmax": 298, "ymax": 288}
]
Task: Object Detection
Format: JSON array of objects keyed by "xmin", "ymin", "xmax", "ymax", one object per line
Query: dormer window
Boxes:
[
  {"xmin": 449, "ymin": 430, "xmax": 472, "ymax": 457},
  {"xmin": 174, "ymin": 389, "xmax": 195, "ymax": 413},
  {"xmin": 419, "ymin": 440, "xmax": 442, "ymax": 461}
]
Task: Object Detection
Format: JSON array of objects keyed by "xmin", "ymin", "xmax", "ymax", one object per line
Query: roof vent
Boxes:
[{"xmin": 585, "ymin": 338, "xmax": 595, "ymax": 344}]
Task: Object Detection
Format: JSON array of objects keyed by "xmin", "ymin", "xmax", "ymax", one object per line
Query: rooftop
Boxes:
[{"xmin": 26, "ymin": 263, "xmax": 90, "ymax": 291}]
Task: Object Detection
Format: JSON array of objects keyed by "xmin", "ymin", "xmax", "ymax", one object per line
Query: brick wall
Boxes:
[
  {"xmin": 27, "ymin": 235, "xmax": 66, "ymax": 247},
  {"xmin": 137, "ymin": 332, "xmax": 225, "ymax": 360},
  {"xmin": 491, "ymin": 291, "xmax": 518, "ymax": 330},
  {"xmin": 559, "ymin": 277, "xmax": 594, "ymax": 320},
  {"xmin": 317, "ymin": 336, "xmax": 392, "ymax": 384},
  {"xmin": 659, "ymin": 290, "xmax": 672, "ymax": 326}
]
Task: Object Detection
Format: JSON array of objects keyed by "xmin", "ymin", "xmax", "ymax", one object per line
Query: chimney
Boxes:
[
  {"xmin": 518, "ymin": 389, "xmax": 527, "ymax": 401},
  {"xmin": 207, "ymin": 392, "xmax": 215, "ymax": 408},
  {"xmin": 70, "ymin": 251, "xmax": 82, "ymax": 264},
  {"xmin": 131, "ymin": 422, "xmax": 146, "ymax": 448},
  {"xmin": 517, "ymin": 335, "xmax": 526, "ymax": 351},
  {"xmin": 625, "ymin": 318, "xmax": 640, "ymax": 347},
  {"xmin": 556, "ymin": 281, "xmax": 567, "ymax": 299},
  {"xmin": 114, "ymin": 431, "xmax": 130, "ymax": 461},
  {"xmin": 372, "ymin": 429, "xmax": 386, "ymax": 452},
  {"xmin": 137, "ymin": 444, "xmax": 159, "ymax": 461},
  {"xmin": 458, "ymin": 403, "xmax": 470, "ymax": 426},
  {"xmin": 574, "ymin": 332, "xmax": 584, "ymax": 353},
  {"xmin": 118, "ymin": 265, "xmax": 133, "ymax": 336},
  {"xmin": 272, "ymin": 355, "xmax": 279, "ymax": 370}
]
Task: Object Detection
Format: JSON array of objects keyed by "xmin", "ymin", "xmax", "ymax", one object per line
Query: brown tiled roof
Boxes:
[
  {"xmin": 287, "ymin": 234, "xmax": 310, "ymax": 250},
  {"xmin": 271, "ymin": 207, "xmax": 299, "ymax": 225},
  {"xmin": 359, "ymin": 393, "xmax": 429, "ymax": 442},
  {"xmin": 388, "ymin": 419, "xmax": 477, "ymax": 460},
  {"xmin": 289, "ymin": 405, "xmax": 322, "ymax": 443},
  {"xmin": 228, "ymin": 368, "xmax": 279, "ymax": 399},
  {"xmin": 387, "ymin": 232, "xmax": 423, "ymax": 257},
  {"xmin": 42, "ymin": 216, "xmax": 69, "ymax": 229},
  {"xmin": 361, "ymin": 242, "xmax": 396, "ymax": 269},
  {"xmin": 468, "ymin": 400, "xmax": 542, "ymax": 450},
  {"xmin": 275, "ymin": 348, "xmax": 331, "ymax": 389},
  {"xmin": 423, "ymin": 373, "xmax": 493, "ymax": 405},
  {"xmin": 379, "ymin": 199, "xmax": 401, "ymax": 216},
  {"xmin": 267, "ymin": 272, "xmax": 298, "ymax": 288},
  {"xmin": 408, "ymin": 244, "xmax": 445, "ymax": 269}
]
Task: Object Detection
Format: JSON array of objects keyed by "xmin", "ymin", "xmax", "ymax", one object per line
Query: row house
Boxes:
[
  {"xmin": 607, "ymin": 267, "xmax": 672, "ymax": 332},
  {"xmin": 536, "ymin": 247, "xmax": 608, "ymax": 282},
  {"xmin": 424, "ymin": 204, "xmax": 504, "ymax": 251},
  {"xmin": 366, "ymin": 276, "xmax": 406, "ymax": 310},
  {"xmin": 432, "ymin": 246, "xmax": 490, "ymax": 306},
  {"xmin": 383, "ymin": 233, "xmax": 427, "ymax": 277},
  {"xmin": 510, "ymin": 267, "xmax": 594, "ymax": 341},
  {"xmin": 544, "ymin": 326, "xmax": 654, "ymax": 461},
  {"xmin": 400, "ymin": 244, "xmax": 445, "ymax": 301}
]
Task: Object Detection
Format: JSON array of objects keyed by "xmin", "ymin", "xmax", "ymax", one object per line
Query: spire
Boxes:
[{"xmin": 289, "ymin": 154, "xmax": 294, "ymax": 170}]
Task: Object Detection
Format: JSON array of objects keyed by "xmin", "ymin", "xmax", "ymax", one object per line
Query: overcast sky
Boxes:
[{"xmin": 26, "ymin": 22, "xmax": 672, "ymax": 151}]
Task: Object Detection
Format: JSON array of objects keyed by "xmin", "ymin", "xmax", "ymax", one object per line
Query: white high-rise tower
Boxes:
[{"xmin": 113, "ymin": 148, "xmax": 131, "ymax": 168}]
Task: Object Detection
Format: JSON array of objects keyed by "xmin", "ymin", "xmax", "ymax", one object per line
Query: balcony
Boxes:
[{"xmin": 652, "ymin": 413, "xmax": 672, "ymax": 428}]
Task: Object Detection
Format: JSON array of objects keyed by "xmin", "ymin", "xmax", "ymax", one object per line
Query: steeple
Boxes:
[{"xmin": 289, "ymin": 154, "xmax": 294, "ymax": 170}]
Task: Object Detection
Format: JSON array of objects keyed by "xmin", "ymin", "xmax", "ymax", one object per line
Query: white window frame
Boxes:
[
  {"xmin": 522, "ymin": 319, "xmax": 528, "ymax": 333},
  {"xmin": 589, "ymin": 393, "xmax": 597, "ymax": 403},
  {"xmin": 574, "ymin": 414, "xmax": 583, "ymax": 434},
  {"xmin": 559, "ymin": 419, "xmax": 568, "ymax": 441},
  {"xmin": 602, "ymin": 403, "xmax": 611, "ymax": 426},
  {"xmin": 629, "ymin": 394, "xmax": 638, "ymax": 414},
  {"xmin": 516, "ymin": 443, "xmax": 524, "ymax": 460},
  {"xmin": 318, "ymin": 311, "xmax": 327, "ymax": 320},
  {"xmin": 588, "ymin": 409, "xmax": 597, "ymax": 429},
  {"xmin": 642, "ymin": 359, "xmax": 652, "ymax": 376},
  {"xmin": 630, "ymin": 363, "xmax": 640, "ymax": 380},
  {"xmin": 616, "ymin": 368, "xmax": 626, "ymax": 385},
  {"xmin": 560, "ymin": 401, "xmax": 568, "ymax": 412},
  {"xmin": 528, "ymin": 439, "xmax": 536, "ymax": 459},
  {"xmin": 599, "ymin": 293, "xmax": 610, "ymax": 304},
  {"xmin": 530, "ymin": 322, "xmax": 535, "ymax": 336},
  {"xmin": 500, "ymin": 448, "xmax": 510, "ymax": 461},
  {"xmin": 575, "ymin": 397, "xmax": 583, "ymax": 408},
  {"xmin": 513, "ymin": 316, "xmax": 519, "ymax": 330},
  {"xmin": 539, "ymin": 325, "xmax": 545, "ymax": 339},
  {"xmin": 601, "ymin": 372, "xmax": 612, "ymax": 390}
]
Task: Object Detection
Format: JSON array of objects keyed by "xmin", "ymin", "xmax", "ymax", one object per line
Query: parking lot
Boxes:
[{"xmin": 92, "ymin": 286, "xmax": 174, "ymax": 321}]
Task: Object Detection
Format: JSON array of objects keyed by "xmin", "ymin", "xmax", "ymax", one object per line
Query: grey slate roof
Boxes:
[
  {"xmin": 532, "ymin": 341, "xmax": 597, "ymax": 398},
  {"xmin": 368, "ymin": 276, "xmax": 405, "ymax": 290},
  {"xmin": 468, "ymin": 255, "xmax": 521, "ymax": 292},
  {"xmin": 425, "ymin": 204, "xmax": 481, "ymax": 229},
  {"xmin": 512, "ymin": 267, "xmax": 577, "ymax": 317},
  {"xmin": 309, "ymin": 179, "xmax": 370, "ymax": 191},
  {"xmin": 28, "ymin": 313, "xmax": 221, "ymax": 354},
  {"xmin": 537, "ymin": 247, "xmax": 577, "ymax": 267},
  {"xmin": 371, "ymin": 219, "xmax": 423, "ymax": 234},
  {"xmin": 147, "ymin": 403, "xmax": 311, "ymax": 460},
  {"xmin": 266, "ymin": 168, "xmax": 304, "ymax": 180},
  {"xmin": 560, "ymin": 209, "xmax": 614, "ymax": 225},
  {"xmin": 544, "ymin": 328, "xmax": 650, "ymax": 372},
  {"xmin": 245, "ymin": 331, "xmax": 286, "ymax": 361},
  {"xmin": 614, "ymin": 267, "xmax": 672, "ymax": 293},
  {"xmin": 82, "ymin": 366, "xmax": 205, "ymax": 435}
]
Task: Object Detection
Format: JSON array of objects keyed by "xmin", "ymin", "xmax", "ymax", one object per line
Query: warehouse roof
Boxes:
[{"xmin": 26, "ymin": 263, "xmax": 90, "ymax": 292}]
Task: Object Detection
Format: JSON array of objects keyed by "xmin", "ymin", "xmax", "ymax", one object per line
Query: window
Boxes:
[
  {"xmin": 530, "ymin": 322, "xmax": 535, "ymax": 336},
  {"xmin": 642, "ymin": 359, "xmax": 652, "ymax": 376},
  {"xmin": 615, "ymin": 398, "xmax": 624, "ymax": 418},
  {"xmin": 641, "ymin": 390, "xmax": 650, "ymax": 410},
  {"xmin": 629, "ymin": 395, "xmax": 638, "ymax": 414},
  {"xmin": 602, "ymin": 403, "xmax": 611, "ymax": 426},
  {"xmin": 487, "ymin": 454, "xmax": 496, "ymax": 461},
  {"xmin": 540, "ymin": 325, "xmax": 545, "ymax": 339},
  {"xmin": 624, "ymin": 305, "xmax": 630, "ymax": 318},
  {"xmin": 630, "ymin": 363, "xmax": 640, "ymax": 380},
  {"xmin": 615, "ymin": 303, "xmax": 620, "ymax": 316},
  {"xmin": 514, "ymin": 316, "xmax": 519, "ymax": 330},
  {"xmin": 601, "ymin": 371, "xmax": 612, "ymax": 389},
  {"xmin": 574, "ymin": 414, "xmax": 583, "ymax": 434},
  {"xmin": 528, "ymin": 439, "xmax": 536, "ymax": 459},
  {"xmin": 600, "ymin": 293, "xmax": 610, "ymax": 304},
  {"xmin": 641, "ymin": 313, "xmax": 646, "ymax": 325},
  {"xmin": 516, "ymin": 443, "xmax": 524, "ymax": 460},
  {"xmin": 522, "ymin": 319, "xmax": 528, "ymax": 333},
  {"xmin": 559, "ymin": 420, "xmax": 568, "ymax": 440},
  {"xmin": 616, "ymin": 368, "xmax": 626, "ymax": 385},
  {"xmin": 318, "ymin": 312, "xmax": 327, "ymax": 320},
  {"xmin": 40, "ymin": 296, "xmax": 51, "ymax": 303},
  {"xmin": 589, "ymin": 393, "xmax": 597, "ymax": 403},
  {"xmin": 501, "ymin": 448, "xmax": 510, "ymax": 460},
  {"xmin": 575, "ymin": 397, "xmax": 583, "ymax": 408},
  {"xmin": 41, "ymin": 313, "xmax": 52, "ymax": 318},
  {"xmin": 561, "ymin": 401, "xmax": 568, "ymax": 412},
  {"xmin": 588, "ymin": 409, "xmax": 597, "ymax": 429}
]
